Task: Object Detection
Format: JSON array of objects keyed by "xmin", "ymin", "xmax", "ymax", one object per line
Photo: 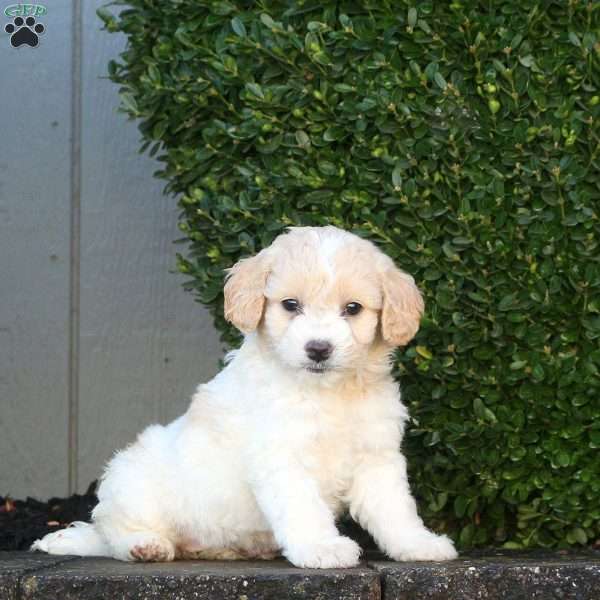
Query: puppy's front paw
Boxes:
[
  {"xmin": 285, "ymin": 536, "xmax": 361, "ymax": 569},
  {"xmin": 388, "ymin": 529, "xmax": 457, "ymax": 562}
]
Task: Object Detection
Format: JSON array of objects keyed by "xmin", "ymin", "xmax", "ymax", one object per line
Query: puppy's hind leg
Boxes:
[
  {"xmin": 104, "ymin": 529, "xmax": 176, "ymax": 562},
  {"xmin": 93, "ymin": 506, "xmax": 175, "ymax": 562},
  {"xmin": 31, "ymin": 522, "xmax": 109, "ymax": 557}
]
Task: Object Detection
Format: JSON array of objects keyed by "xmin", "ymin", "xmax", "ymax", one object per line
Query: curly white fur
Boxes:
[{"xmin": 32, "ymin": 226, "xmax": 457, "ymax": 568}]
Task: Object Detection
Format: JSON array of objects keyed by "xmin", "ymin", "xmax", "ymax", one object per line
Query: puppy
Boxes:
[{"xmin": 32, "ymin": 226, "xmax": 457, "ymax": 568}]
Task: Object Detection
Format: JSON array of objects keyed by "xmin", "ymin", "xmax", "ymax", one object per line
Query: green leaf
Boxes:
[
  {"xmin": 392, "ymin": 164, "xmax": 403, "ymax": 188},
  {"xmin": 568, "ymin": 528, "xmax": 588, "ymax": 544},
  {"xmin": 96, "ymin": 7, "xmax": 116, "ymax": 28},
  {"xmin": 454, "ymin": 495, "xmax": 469, "ymax": 518},
  {"xmin": 334, "ymin": 83, "xmax": 355, "ymax": 93},
  {"xmin": 459, "ymin": 523, "xmax": 475, "ymax": 546},
  {"xmin": 502, "ymin": 542, "xmax": 523, "ymax": 550},
  {"xmin": 230, "ymin": 17, "xmax": 247, "ymax": 37},
  {"xmin": 295, "ymin": 130, "xmax": 311, "ymax": 148},
  {"xmin": 568, "ymin": 31, "xmax": 582, "ymax": 47},
  {"xmin": 473, "ymin": 397, "xmax": 486, "ymax": 419},
  {"xmin": 260, "ymin": 13, "xmax": 275, "ymax": 28},
  {"xmin": 323, "ymin": 126, "xmax": 345, "ymax": 142},
  {"xmin": 556, "ymin": 452, "xmax": 571, "ymax": 468},
  {"xmin": 119, "ymin": 92, "xmax": 138, "ymax": 113},
  {"xmin": 498, "ymin": 293, "xmax": 518, "ymax": 311},
  {"xmin": 434, "ymin": 72, "xmax": 447, "ymax": 90},
  {"xmin": 408, "ymin": 7, "xmax": 418, "ymax": 27},
  {"xmin": 212, "ymin": 1, "xmax": 235, "ymax": 16},
  {"xmin": 518, "ymin": 54, "xmax": 536, "ymax": 68},
  {"xmin": 473, "ymin": 398, "xmax": 497, "ymax": 423},
  {"xmin": 416, "ymin": 346, "xmax": 433, "ymax": 359},
  {"xmin": 245, "ymin": 82, "xmax": 264, "ymax": 99}
]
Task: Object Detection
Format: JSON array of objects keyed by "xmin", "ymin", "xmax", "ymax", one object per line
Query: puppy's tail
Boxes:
[{"xmin": 31, "ymin": 522, "xmax": 109, "ymax": 557}]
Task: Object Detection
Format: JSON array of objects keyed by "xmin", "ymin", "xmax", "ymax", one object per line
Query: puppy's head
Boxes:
[{"xmin": 224, "ymin": 226, "xmax": 423, "ymax": 377}]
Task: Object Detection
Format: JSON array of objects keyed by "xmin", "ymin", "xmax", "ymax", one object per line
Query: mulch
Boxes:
[{"xmin": 0, "ymin": 481, "xmax": 98, "ymax": 551}]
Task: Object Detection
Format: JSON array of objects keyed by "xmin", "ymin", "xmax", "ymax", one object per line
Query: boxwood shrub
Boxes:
[{"xmin": 99, "ymin": 0, "xmax": 600, "ymax": 549}]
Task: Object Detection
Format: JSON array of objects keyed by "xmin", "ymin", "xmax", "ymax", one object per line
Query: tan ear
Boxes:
[
  {"xmin": 223, "ymin": 250, "xmax": 271, "ymax": 333},
  {"xmin": 380, "ymin": 265, "xmax": 424, "ymax": 347}
]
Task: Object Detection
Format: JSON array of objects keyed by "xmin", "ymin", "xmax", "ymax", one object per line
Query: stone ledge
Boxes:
[
  {"xmin": 1, "ymin": 554, "xmax": 379, "ymax": 600},
  {"xmin": 370, "ymin": 550, "xmax": 600, "ymax": 600},
  {"xmin": 0, "ymin": 551, "xmax": 598, "ymax": 600},
  {"xmin": 0, "ymin": 554, "xmax": 79, "ymax": 600}
]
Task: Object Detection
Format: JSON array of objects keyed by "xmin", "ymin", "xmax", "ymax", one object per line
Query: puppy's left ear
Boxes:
[
  {"xmin": 224, "ymin": 249, "xmax": 271, "ymax": 333},
  {"xmin": 379, "ymin": 262, "xmax": 424, "ymax": 347}
]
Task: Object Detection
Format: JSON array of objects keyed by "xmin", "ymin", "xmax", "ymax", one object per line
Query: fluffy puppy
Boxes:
[{"xmin": 32, "ymin": 226, "xmax": 457, "ymax": 568}]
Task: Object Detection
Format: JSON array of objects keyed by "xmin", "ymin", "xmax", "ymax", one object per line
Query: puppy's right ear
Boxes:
[{"xmin": 224, "ymin": 249, "xmax": 271, "ymax": 333}]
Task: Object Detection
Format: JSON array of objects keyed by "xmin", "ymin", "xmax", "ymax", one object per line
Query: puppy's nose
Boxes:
[{"xmin": 305, "ymin": 340, "xmax": 333, "ymax": 363}]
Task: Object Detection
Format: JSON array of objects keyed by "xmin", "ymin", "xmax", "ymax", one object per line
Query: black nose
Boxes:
[{"xmin": 305, "ymin": 340, "xmax": 333, "ymax": 363}]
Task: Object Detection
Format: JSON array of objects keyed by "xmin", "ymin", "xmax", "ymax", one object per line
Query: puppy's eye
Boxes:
[
  {"xmin": 344, "ymin": 302, "xmax": 363, "ymax": 316},
  {"xmin": 281, "ymin": 298, "xmax": 300, "ymax": 312}
]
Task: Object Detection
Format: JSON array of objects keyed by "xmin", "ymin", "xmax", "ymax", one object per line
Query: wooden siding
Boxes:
[{"xmin": 0, "ymin": 0, "xmax": 222, "ymax": 499}]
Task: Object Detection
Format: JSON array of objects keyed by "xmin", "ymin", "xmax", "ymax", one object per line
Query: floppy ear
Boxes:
[
  {"xmin": 380, "ymin": 265, "xmax": 424, "ymax": 347},
  {"xmin": 223, "ymin": 250, "xmax": 271, "ymax": 333}
]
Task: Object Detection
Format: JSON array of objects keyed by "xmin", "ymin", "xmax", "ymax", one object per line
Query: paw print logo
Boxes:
[{"xmin": 5, "ymin": 16, "xmax": 45, "ymax": 47}]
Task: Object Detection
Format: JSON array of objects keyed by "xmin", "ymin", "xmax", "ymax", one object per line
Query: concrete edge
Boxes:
[
  {"xmin": 0, "ymin": 554, "xmax": 79, "ymax": 600},
  {"xmin": 368, "ymin": 551, "xmax": 600, "ymax": 600},
  {"xmin": 1, "ymin": 551, "xmax": 599, "ymax": 600}
]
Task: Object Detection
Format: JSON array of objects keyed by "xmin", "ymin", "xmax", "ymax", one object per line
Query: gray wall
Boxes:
[{"xmin": 0, "ymin": 1, "xmax": 222, "ymax": 499}]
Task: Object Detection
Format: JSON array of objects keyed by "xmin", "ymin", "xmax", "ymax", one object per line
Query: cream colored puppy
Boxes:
[{"xmin": 32, "ymin": 226, "xmax": 457, "ymax": 568}]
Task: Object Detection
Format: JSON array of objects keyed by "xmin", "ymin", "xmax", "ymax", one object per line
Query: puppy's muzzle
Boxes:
[{"xmin": 304, "ymin": 340, "xmax": 333, "ymax": 363}]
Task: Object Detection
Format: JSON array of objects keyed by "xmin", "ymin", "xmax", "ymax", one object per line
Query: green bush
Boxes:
[{"xmin": 100, "ymin": 0, "xmax": 600, "ymax": 549}]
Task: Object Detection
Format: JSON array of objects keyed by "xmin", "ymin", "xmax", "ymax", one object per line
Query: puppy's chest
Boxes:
[{"xmin": 300, "ymin": 405, "xmax": 360, "ymax": 498}]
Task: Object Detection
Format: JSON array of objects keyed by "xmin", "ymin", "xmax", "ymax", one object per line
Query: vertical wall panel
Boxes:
[
  {"xmin": 0, "ymin": 1, "xmax": 73, "ymax": 498},
  {"xmin": 77, "ymin": 3, "xmax": 222, "ymax": 491}
]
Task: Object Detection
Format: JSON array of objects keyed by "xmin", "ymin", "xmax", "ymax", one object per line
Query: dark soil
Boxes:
[{"xmin": 0, "ymin": 481, "xmax": 98, "ymax": 551}]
